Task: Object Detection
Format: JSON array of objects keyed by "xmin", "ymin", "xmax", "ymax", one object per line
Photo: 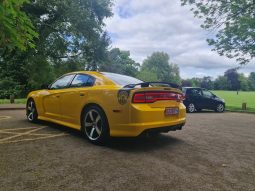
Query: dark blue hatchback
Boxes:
[{"xmin": 182, "ymin": 87, "xmax": 225, "ymax": 113}]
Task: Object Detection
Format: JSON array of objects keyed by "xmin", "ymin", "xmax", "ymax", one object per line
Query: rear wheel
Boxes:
[
  {"xmin": 187, "ymin": 103, "xmax": 196, "ymax": 113},
  {"xmin": 81, "ymin": 105, "xmax": 109, "ymax": 145},
  {"xmin": 26, "ymin": 99, "xmax": 38, "ymax": 122},
  {"xmin": 216, "ymin": 104, "xmax": 225, "ymax": 113}
]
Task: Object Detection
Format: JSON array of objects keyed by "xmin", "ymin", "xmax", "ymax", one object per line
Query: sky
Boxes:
[{"xmin": 105, "ymin": 0, "xmax": 255, "ymax": 79}]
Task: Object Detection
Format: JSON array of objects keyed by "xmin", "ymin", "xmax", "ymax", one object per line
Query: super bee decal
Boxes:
[{"xmin": 118, "ymin": 90, "xmax": 130, "ymax": 105}]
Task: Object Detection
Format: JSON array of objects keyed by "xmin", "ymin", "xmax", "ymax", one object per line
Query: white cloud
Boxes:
[{"xmin": 105, "ymin": 0, "xmax": 255, "ymax": 78}]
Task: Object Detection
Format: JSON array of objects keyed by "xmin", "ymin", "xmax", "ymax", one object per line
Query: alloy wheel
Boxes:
[
  {"xmin": 216, "ymin": 104, "xmax": 224, "ymax": 112},
  {"xmin": 84, "ymin": 109, "xmax": 102, "ymax": 141},
  {"xmin": 188, "ymin": 103, "xmax": 196, "ymax": 113},
  {"xmin": 27, "ymin": 101, "xmax": 36, "ymax": 121}
]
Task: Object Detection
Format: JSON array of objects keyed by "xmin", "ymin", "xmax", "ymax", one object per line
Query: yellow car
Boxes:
[{"xmin": 26, "ymin": 71, "xmax": 186, "ymax": 144}]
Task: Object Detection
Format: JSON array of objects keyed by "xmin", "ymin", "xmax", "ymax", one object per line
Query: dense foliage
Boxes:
[
  {"xmin": 0, "ymin": 0, "xmax": 38, "ymax": 53},
  {"xmin": 181, "ymin": 0, "xmax": 255, "ymax": 65},
  {"xmin": 138, "ymin": 52, "xmax": 181, "ymax": 84},
  {"xmin": 100, "ymin": 48, "xmax": 139, "ymax": 77},
  {"xmin": 0, "ymin": 0, "xmax": 113, "ymax": 98}
]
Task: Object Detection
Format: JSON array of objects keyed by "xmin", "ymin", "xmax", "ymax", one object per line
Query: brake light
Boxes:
[{"xmin": 133, "ymin": 91, "xmax": 183, "ymax": 103}]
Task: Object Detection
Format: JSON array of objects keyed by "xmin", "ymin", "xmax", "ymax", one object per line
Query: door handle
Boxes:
[
  {"xmin": 55, "ymin": 95, "xmax": 60, "ymax": 98},
  {"xmin": 80, "ymin": 93, "xmax": 85, "ymax": 96}
]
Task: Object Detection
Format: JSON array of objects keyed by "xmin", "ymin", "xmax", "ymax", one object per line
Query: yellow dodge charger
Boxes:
[{"xmin": 26, "ymin": 71, "xmax": 186, "ymax": 144}]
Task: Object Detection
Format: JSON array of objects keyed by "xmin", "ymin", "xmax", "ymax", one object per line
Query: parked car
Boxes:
[
  {"xmin": 182, "ymin": 87, "xmax": 225, "ymax": 113},
  {"xmin": 26, "ymin": 71, "xmax": 186, "ymax": 144}
]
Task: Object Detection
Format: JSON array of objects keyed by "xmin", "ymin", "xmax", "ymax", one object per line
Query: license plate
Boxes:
[{"xmin": 165, "ymin": 108, "xmax": 179, "ymax": 116}]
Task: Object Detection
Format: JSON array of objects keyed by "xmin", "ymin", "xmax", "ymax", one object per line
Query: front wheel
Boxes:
[
  {"xmin": 187, "ymin": 103, "xmax": 196, "ymax": 113},
  {"xmin": 81, "ymin": 105, "xmax": 109, "ymax": 145},
  {"xmin": 26, "ymin": 99, "xmax": 38, "ymax": 122},
  {"xmin": 216, "ymin": 104, "xmax": 225, "ymax": 113}
]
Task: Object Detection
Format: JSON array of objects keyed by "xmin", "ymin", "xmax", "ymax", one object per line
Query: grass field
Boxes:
[
  {"xmin": 0, "ymin": 98, "xmax": 26, "ymax": 104},
  {"xmin": 212, "ymin": 91, "xmax": 255, "ymax": 112}
]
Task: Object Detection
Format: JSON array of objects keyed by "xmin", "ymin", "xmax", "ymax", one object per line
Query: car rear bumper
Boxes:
[
  {"xmin": 110, "ymin": 118, "xmax": 186, "ymax": 137},
  {"xmin": 110, "ymin": 102, "xmax": 186, "ymax": 137}
]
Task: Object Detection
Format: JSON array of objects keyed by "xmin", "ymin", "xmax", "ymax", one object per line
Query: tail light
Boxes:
[{"xmin": 133, "ymin": 91, "xmax": 184, "ymax": 103}]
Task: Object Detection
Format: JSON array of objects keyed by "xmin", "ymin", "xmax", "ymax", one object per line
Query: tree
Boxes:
[
  {"xmin": 181, "ymin": 0, "xmax": 255, "ymax": 65},
  {"xmin": 140, "ymin": 52, "xmax": 181, "ymax": 84},
  {"xmin": 100, "ymin": 48, "xmax": 139, "ymax": 77},
  {"xmin": 200, "ymin": 76, "xmax": 214, "ymax": 90},
  {"xmin": 0, "ymin": 0, "xmax": 38, "ymax": 54},
  {"xmin": 248, "ymin": 72, "xmax": 255, "ymax": 90},
  {"xmin": 0, "ymin": 0, "xmax": 113, "ymax": 96},
  {"xmin": 239, "ymin": 73, "xmax": 249, "ymax": 91},
  {"xmin": 22, "ymin": 0, "xmax": 113, "ymax": 70},
  {"xmin": 214, "ymin": 76, "xmax": 231, "ymax": 90},
  {"xmin": 137, "ymin": 69, "xmax": 159, "ymax": 82},
  {"xmin": 181, "ymin": 79, "xmax": 194, "ymax": 87},
  {"xmin": 224, "ymin": 68, "xmax": 240, "ymax": 90}
]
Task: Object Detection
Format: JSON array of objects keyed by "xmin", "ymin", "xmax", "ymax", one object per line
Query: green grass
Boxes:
[
  {"xmin": 212, "ymin": 91, "xmax": 255, "ymax": 112},
  {"xmin": 0, "ymin": 98, "xmax": 27, "ymax": 104}
]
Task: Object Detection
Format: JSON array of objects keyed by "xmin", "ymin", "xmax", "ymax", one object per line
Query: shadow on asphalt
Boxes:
[
  {"xmin": 33, "ymin": 119, "xmax": 184, "ymax": 152},
  {"xmin": 106, "ymin": 135, "xmax": 184, "ymax": 152}
]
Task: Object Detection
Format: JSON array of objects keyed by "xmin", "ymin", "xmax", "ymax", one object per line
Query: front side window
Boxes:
[
  {"xmin": 189, "ymin": 89, "xmax": 202, "ymax": 96},
  {"xmin": 101, "ymin": 72, "xmax": 143, "ymax": 86},
  {"xmin": 202, "ymin": 90, "xmax": 213, "ymax": 98},
  {"xmin": 70, "ymin": 74, "xmax": 94, "ymax": 87},
  {"xmin": 50, "ymin": 75, "xmax": 74, "ymax": 89}
]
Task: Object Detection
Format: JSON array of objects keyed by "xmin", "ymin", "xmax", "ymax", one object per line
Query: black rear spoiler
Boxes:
[{"xmin": 123, "ymin": 82, "xmax": 180, "ymax": 89}]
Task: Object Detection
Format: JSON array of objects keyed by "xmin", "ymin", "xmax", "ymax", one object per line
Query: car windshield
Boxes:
[{"xmin": 101, "ymin": 72, "xmax": 143, "ymax": 86}]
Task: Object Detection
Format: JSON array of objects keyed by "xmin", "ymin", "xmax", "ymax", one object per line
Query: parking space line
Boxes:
[
  {"xmin": 0, "ymin": 126, "xmax": 69, "ymax": 145},
  {"xmin": 0, "ymin": 133, "xmax": 68, "ymax": 145},
  {"xmin": 0, "ymin": 131, "xmax": 59, "ymax": 136},
  {"xmin": 0, "ymin": 127, "xmax": 37, "ymax": 131},
  {"xmin": 0, "ymin": 116, "xmax": 11, "ymax": 121},
  {"xmin": 0, "ymin": 127, "xmax": 46, "ymax": 142}
]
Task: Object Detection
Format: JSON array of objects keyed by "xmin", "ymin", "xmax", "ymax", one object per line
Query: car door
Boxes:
[
  {"xmin": 201, "ymin": 89, "xmax": 215, "ymax": 109},
  {"xmin": 187, "ymin": 88, "xmax": 203, "ymax": 109},
  {"xmin": 43, "ymin": 74, "xmax": 75, "ymax": 121},
  {"xmin": 60, "ymin": 74, "xmax": 95, "ymax": 126}
]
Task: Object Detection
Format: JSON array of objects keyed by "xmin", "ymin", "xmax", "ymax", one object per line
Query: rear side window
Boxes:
[
  {"xmin": 101, "ymin": 72, "xmax": 143, "ymax": 86},
  {"xmin": 70, "ymin": 74, "xmax": 95, "ymax": 87},
  {"xmin": 50, "ymin": 75, "xmax": 75, "ymax": 89}
]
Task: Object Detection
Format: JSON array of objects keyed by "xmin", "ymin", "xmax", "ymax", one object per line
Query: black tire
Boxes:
[
  {"xmin": 187, "ymin": 103, "xmax": 196, "ymax": 113},
  {"xmin": 81, "ymin": 105, "xmax": 109, "ymax": 145},
  {"xmin": 26, "ymin": 99, "xmax": 38, "ymax": 122},
  {"xmin": 215, "ymin": 103, "xmax": 225, "ymax": 113}
]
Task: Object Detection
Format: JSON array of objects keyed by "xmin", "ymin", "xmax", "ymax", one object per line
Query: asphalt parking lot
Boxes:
[{"xmin": 0, "ymin": 110, "xmax": 254, "ymax": 191}]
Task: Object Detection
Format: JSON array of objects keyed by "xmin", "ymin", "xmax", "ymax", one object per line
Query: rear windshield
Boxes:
[{"xmin": 101, "ymin": 72, "xmax": 143, "ymax": 86}]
